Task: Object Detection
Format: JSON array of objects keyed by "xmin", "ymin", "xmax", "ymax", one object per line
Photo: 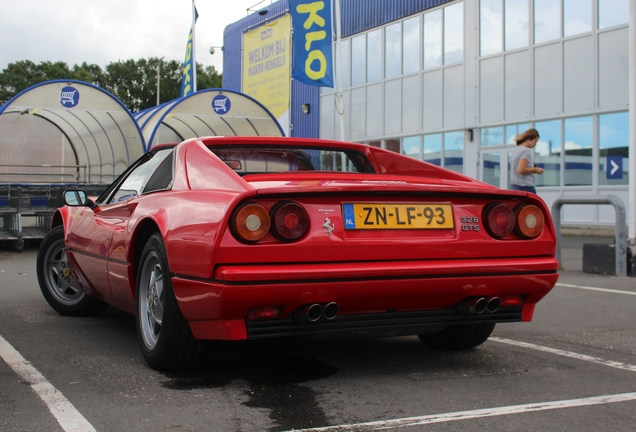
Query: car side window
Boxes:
[
  {"xmin": 105, "ymin": 149, "xmax": 172, "ymax": 204},
  {"xmin": 142, "ymin": 151, "xmax": 174, "ymax": 194}
]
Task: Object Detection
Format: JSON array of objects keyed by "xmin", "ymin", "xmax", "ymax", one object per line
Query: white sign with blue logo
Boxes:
[
  {"xmin": 60, "ymin": 86, "xmax": 80, "ymax": 108},
  {"xmin": 606, "ymin": 155, "xmax": 623, "ymax": 179},
  {"xmin": 212, "ymin": 95, "xmax": 231, "ymax": 115}
]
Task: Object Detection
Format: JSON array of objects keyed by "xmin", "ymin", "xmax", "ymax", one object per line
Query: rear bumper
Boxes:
[
  {"xmin": 172, "ymin": 257, "xmax": 558, "ymax": 340},
  {"xmin": 212, "ymin": 256, "xmax": 558, "ymax": 283}
]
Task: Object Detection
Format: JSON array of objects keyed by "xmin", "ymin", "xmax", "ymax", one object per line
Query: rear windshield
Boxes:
[{"xmin": 208, "ymin": 147, "xmax": 375, "ymax": 174}]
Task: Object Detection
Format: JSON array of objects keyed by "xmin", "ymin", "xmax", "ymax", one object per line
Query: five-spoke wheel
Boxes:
[
  {"xmin": 36, "ymin": 226, "xmax": 107, "ymax": 316},
  {"xmin": 138, "ymin": 250, "xmax": 165, "ymax": 350},
  {"xmin": 135, "ymin": 233, "xmax": 201, "ymax": 370}
]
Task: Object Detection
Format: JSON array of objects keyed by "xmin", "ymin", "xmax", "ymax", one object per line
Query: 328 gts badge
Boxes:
[{"xmin": 460, "ymin": 216, "xmax": 480, "ymax": 231}]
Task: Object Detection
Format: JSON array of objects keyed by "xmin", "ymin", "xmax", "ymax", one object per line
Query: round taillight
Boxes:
[
  {"xmin": 514, "ymin": 204, "xmax": 544, "ymax": 239},
  {"xmin": 484, "ymin": 203, "xmax": 515, "ymax": 239},
  {"xmin": 232, "ymin": 203, "xmax": 271, "ymax": 242},
  {"xmin": 270, "ymin": 201, "xmax": 309, "ymax": 241}
]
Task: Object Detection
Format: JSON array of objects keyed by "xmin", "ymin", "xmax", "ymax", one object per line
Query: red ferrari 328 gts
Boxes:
[{"xmin": 37, "ymin": 136, "xmax": 559, "ymax": 370}]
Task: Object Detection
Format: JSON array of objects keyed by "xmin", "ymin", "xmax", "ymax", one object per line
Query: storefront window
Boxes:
[
  {"xmin": 444, "ymin": 131, "xmax": 464, "ymax": 173},
  {"xmin": 340, "ymin": 39, "xmax": 350, "ymax": 89},
  {"xmin": 367, "ymin": 29, "xmax": 382, "ymax": 83},
  {"xmin": 385, "ymin": 139, "xmax": 400, "ymax": 153},
  {"xmin": 444, "ymin": 3, "xmax": 464, "ymax": 64},
  {"xmin": 483, "ymin": 152, "xmax": 501, "ymax": 187},
  {"xmin": 480, "ymin": 0, "xmax": 502, "ymax": 56},
  {"xmin": 481, "ymin": 126, "xmax": 504, "ymax": 146},
  {"xmin": 534, "ymin": 120, "xmax": 561, "ymax": 187},
  {"xmin": 505, "ymin": 0, "xmax": 529, "ymax": 51},
  {"xmin": 505, "ymin": 123, "xmax": 530, "ymax": 144},
  {"xmin": 564, "ymin": 116, "xmax": 593, "ymax": 186},
  {"xmin": 402, "ymin": 136, "xmax": 421, "ymax": 159},
  {"xmin": 424, "ymin": 9, "xmax": 442, "ymax": 69},
  {"xmin": 507, "ymin": 151, "xmax": 513, "ymax": 189},
  {"xmin": 534, "ymin": 0, "xmax": 561, "ymax": 44},
  {"xmin": 599, "ymin": 112, "xmax": 629, "ymax": 186},
  {"xmin": 564, "ymin": 0, "xmax": 591, "ymax": 37},
  {"xmin": 598, "ymin": 0, "xmax": 629, "ymax": 29},
  {"xmin": 351, "ymin": 35, "xmax": 366, "ymax": 86},
  {"xmin": 385, "ymin": 23, "xmax": 402, "ymax": 79},
  {"xmin": 403, "ymin": 17, "xmax": 420, "ymax": 75},
  {"xmin": 423, "ymin": 134, "xmax": 442, "ymax": 166}
]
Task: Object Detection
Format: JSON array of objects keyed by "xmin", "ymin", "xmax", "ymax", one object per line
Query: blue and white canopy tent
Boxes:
[
  {"xmin": 0, "ymin": 80, "xmax": 144, "ymax": 185},
  {"xmin": 0, "ymin": 81, "xmax": 283, "ymax": 248},
  {"xmin": 138, "ymin": 88, "xmax": 284, "ymax": 151}
]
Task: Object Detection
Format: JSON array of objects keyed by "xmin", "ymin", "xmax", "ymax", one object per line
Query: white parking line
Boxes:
[
  {"xmin": 490, "ymin": 337, "xmax": 636, "ymax": 373},
  {"xmin": 289, "ymin": 336, "xmax": 636, "ymax": 431},
  {"xmin": 556, "ymin": 282, "xmax": 636, "ymax": 296},
  {"xmin": 288, "ymin": 393, "xmax": 636, "ymax": 431},
  {"xmin": 0, "ymin": 334, "xmax": 96, "ymax": 432}
]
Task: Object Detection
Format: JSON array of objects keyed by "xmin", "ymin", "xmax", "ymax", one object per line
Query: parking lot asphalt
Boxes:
[{"xmin": 1, "ymin": 236, "xmax": 635, "ymax": 432}]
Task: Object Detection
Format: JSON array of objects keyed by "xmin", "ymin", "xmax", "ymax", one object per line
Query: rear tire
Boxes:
[
  {"xmin": 136, "ymin": 233, "xmax": 201, "ymax": 371},
  {"xmin": 36, "ymin": 226, "xmax": 108, "ymax": 316},
  {"xmin": 418, "ymin": 323, "xmax": 495, "ymax": 350}
]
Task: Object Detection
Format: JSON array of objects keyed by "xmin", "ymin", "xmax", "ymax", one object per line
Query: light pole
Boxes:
[{"xmin": 157, "ymin": 56, "xmax": 165, "ymax": 105}]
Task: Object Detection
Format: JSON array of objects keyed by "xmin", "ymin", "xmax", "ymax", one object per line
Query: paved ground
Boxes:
[{"xmin": 1, "ymin": 235, "xmax": 634, "ymax": 432}]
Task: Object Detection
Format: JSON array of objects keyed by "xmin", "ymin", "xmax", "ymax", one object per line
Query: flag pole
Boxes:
[
  {"xmin": 334, "ymin": 0, "xmax": 345, "ymax": 142},
  {"xmin": 629, "ymin": 0, "xmax": 635, "ymax": 245},
  {"xmin": 192, "ymin": 0, "xmax": 197, "ymax": 92}
]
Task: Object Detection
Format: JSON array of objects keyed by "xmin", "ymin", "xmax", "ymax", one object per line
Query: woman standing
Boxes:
[{"xmin": 510, "ymin": 128, "xmax": 544, "ymax": 194}]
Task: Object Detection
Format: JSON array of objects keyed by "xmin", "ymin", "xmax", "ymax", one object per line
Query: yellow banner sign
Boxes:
[{"xmin": 242, "ymin": 15, "xmax": 291, "ymax": 125}]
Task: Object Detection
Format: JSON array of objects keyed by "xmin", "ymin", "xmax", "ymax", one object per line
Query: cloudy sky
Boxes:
[{"xmin": 0, "ymin": 0, "xmax": 274, "ymax": 73}]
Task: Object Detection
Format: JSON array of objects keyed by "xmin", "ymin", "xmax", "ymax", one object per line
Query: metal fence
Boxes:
[
  {"xmin": 0, "ymin": 184, "xmax": 106, "ymax": 251},
  {"xmin": 551, "ymin": 195, "xmax": 627, "ymax": 277}
]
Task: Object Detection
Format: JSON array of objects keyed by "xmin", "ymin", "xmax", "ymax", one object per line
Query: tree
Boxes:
[
  {"xmin": 71, "ymin": 62, "xmax": 107, "ymax": 88},
  {"xmin": 0, "ymin": 58, "xmax": 223, "ymax": 109},
  {"xmin": 156, "ymin": 59, "xmax": 183, "ymax": 105},
  {"xmin": 197, "ymin": 64, "xmax": 222, "ymax": 90},
  {"xmin": 103, "ymin": 58, "xmax": 222, "ymax": 112},
  {"xmin": 0, "ymin": 60, "xmax": 71, "ymax": 103},
  {"xmin": 103, "ymin": 58, "xmax": 157, "ymax": 112},
  {"xmin": 0, "ymin": 60, "xmax": 107, "ymax": 104}
]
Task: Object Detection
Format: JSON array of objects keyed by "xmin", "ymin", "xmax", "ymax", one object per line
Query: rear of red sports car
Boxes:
[
  {"xmin": 38, "ymin": 136, "xmax": 558, "ymax": 371},
  {"xmin": 166, "ymin": 138, "xmax": 558, "ymax": 350}
]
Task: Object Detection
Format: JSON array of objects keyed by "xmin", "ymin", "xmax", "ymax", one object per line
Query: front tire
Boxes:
[
  {"xmin": 136, "ymin": 233, "xmax": 201, "ymax": 371},
  {"xmin": 418, "ymin": 323, "xmax": 495, "ymax": 350},
  {"xmin": 36, "ymin": 226, "xmax": 108, "ymax": 316}
]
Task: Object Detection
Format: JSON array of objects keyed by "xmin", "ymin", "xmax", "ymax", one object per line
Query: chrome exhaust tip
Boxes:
[
  {"xmin": 487, "ymin": 297, "xmax": 501, "ymax": 313},
  {"xmin": 323, "ymin": 302, "xmax": 339, "ymax": 320},
  {"xmin": 295, "ymin": 303, "xmax": 323, "ymax": 323},
  {"xmin": 458, "ymin": 297, "xmax": 488, "ymax": 314}
]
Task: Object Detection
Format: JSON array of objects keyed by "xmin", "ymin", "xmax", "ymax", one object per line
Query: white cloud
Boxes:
[
  {"xmin": 564, "ymin": 140, "xmax": 583, "ymax": 150},
  {"xmin": 0, "ymin": 0, "xmax": 269, "ymax": 73}
]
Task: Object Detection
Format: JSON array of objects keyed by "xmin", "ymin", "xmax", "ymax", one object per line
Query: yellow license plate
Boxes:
[{"xmin": 343, "ymin": 203, "xmax": 454, "ymax": 229}]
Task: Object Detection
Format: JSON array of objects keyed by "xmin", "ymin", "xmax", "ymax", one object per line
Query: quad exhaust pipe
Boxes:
[
  {"xmin": 296, "ymin": 296, "xmax": 500, "ymax": 322},
  {"xmin": 458, "ymin": 296, "xmax": 500, "ymax": 315},
  {"xmin": 295, "ymin": 302, "xmax": 339, "ymax": 323},
  {"xmin": 486, "ymin": 297, "xmax": 500, "ymax": 313}
]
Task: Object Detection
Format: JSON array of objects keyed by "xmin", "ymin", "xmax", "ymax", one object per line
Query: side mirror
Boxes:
[{"xmin": 63, "ymin": 190, "xmax": 96, "ymax": 208}]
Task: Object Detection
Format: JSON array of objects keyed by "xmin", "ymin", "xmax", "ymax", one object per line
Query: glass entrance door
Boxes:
[{"xmin": 479, "ymin": 149, "xmax": 515, "ymax": 190}]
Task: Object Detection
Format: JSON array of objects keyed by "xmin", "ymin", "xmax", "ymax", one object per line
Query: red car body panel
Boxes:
[{"xmin": 55, "ymin": 136, "xmax": 559, "ymax": 341}]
